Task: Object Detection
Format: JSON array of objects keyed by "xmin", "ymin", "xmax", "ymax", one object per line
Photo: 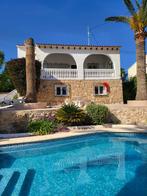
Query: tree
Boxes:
[
  {"xmin": 105, "ymin": 0, "xmax": 147, "ymax": 100},
  {"xmin": 6, "ymin": 58, "xmax": 41, "ymax": 96},
  {"xmin": 0, "ymin": 70, "xmax": 14, "ymax": 92},
  {"xmin": 121, "ymin": 68, "xmax": 127, "ymax": 82},
  {"xmin": 0, "ymin": 51, "xmax": 4, "ymax": 66}
]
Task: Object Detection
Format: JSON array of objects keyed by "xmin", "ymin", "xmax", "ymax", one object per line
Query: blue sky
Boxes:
[{"xmin": 0, "ymin": 0, "xmax": 145, "ymax": 71}]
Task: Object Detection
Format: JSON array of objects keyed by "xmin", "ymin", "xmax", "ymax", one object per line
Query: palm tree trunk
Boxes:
[
  {"xmin": 25, "ymin": 38, "xmax": 36, "ymax": 103},
  {"xmin": 135, "ymin": 34, "xmax": 147, "ymax": 100}
]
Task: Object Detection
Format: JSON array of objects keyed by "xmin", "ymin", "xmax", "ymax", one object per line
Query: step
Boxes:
[
  {"xmin": 0, "ymin": 175, "xmax": 3, "ymax": 182},
  {"xmin": 19, "ymin": 169, "xmax": 36, "ymax": 196},
  {"xmin": 1, "ymin": 171, "xmax": 20, "ymax": 196}
]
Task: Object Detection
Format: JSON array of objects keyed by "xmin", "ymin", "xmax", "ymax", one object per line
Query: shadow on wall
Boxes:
[
  {"xmin": 0, "ymin": 111, "xmax": 29, "ymax": 134},
  {"xmin": 107, "ymin": 111, "xmax": 121, "ymax": 124}
]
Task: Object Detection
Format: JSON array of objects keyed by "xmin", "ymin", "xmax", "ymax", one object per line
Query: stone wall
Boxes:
[
  {"xmin": 1, "ymin": 105, "xmax": 147, "ymax": 133},
  {"xmin": 37, "ymin": 79, "xmax": 123, "ymax": 105},
  {"xmin": 0, "ymin": 109, "xmax": 56, "ymax": 133},
  {"xmin": 107, "ymin": 105, "xmax": 147, "ymax": 125}
]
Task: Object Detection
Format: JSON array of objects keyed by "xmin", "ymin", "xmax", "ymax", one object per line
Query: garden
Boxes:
[{"xmin": 27, "ymin": 103, "xmax": 109, "ymax": 135}]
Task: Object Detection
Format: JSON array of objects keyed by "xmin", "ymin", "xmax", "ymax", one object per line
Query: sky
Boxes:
[{"xmin": 0, "ymin": 0, "xmax": 145, "ymax": 71}]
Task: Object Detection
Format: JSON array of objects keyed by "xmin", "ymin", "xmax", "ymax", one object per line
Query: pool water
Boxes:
[{"xmin": 0, "ymin": 133, "xmax": 147, "ymax": 196}]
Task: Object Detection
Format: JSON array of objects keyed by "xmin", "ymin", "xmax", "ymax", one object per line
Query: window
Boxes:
[
  {"xmin": 94, "ymin": 85, "xmax": 107, "ymax": 96},
  {"xmin": 55, "ymin": 85, "xmax": 68, "ymax": 96}
]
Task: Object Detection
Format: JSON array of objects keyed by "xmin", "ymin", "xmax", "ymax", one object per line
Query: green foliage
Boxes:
[
  {"xmin": 0, "ymin": 51, "xmax": 4, "ymax": 66},
  {"xmin": 105, "ymin": 0, "xmax": 147, "ymax": 32},
  {"xmin": 86, "ymin": 103, "xmax": 109, "ymax": 125},
  {"xmin": 0, "ymin": 70, "xmax": 14, "ymax": 92},
  {"xmin": 6, "ymin": 58, "xmax": 41, "ymax": 96},
  {"xmin": 121, "ymin": 68, "xmax": 127, "ymax": 82},
  {"xmin": 56, "ymin": 103, "xmax": 88, "ymax": 126},
  {"xmin": 123, "ymin": 77, "xmax": 137, "ymax": 103},
  {"xmin": 27, "ymin": 120, "xmax": 57, "ymax": 135}
]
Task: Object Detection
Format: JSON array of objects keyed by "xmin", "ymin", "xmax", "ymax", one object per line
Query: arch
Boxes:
[
  {"xmin": 83, "ymin": 54, "xmax": 113, "ymax": 69},
  {"xmin": 43, "ymin": 53, "xmax": 77, "ymax": 69}
]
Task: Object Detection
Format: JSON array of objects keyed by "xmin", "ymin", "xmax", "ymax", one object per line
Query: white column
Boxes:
[{"xmin": 73, "ymin": 54, "xmax": 85, "ymax": 80}]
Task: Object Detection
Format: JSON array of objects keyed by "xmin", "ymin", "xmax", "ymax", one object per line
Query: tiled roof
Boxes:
[{"xmin": 17, "ymin": 43, "xmax": 121, "ymax": 48}]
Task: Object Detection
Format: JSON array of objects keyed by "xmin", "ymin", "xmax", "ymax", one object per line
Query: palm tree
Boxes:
[{"xmin": 105, "ymin": 0, "xmax": 147, "ymax": 100}]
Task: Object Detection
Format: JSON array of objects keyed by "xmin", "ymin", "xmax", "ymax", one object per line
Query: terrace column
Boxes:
[{"xmin": 25, "ymin": 38, "xmax": 36, "ymax": 103}]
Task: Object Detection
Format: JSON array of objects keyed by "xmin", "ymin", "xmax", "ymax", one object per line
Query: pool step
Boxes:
[
  {"xmin": 19, "ymin": 169, "xmax": 36, "ymax": 196},
  {"xmin": 0, "ymin": 175, "xmax": 3, "ymax": 182},
  {"xmin": 1, "ymin": 171, "xmax": 20, "ymax": 196},
  {"xmin": 0, "ymin": 169, "xmax": 36, "ymax": 196}
]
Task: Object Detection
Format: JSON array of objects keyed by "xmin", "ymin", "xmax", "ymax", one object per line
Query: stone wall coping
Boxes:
[
  {"xmin": 0, "ymin": 124, "xmax": 147, "ymax": 147},
  {"xmin": 1, "ymin": 104, "xmax": 147, "ymax": 113},
  {"xmin": 0, "ymin": 107, "xmax": 59, "ymax": 113}
]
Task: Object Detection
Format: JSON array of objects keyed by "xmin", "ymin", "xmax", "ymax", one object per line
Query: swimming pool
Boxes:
[{"xmin": 0, "ymin": 133, "xmax": 147, "ymax": 196}]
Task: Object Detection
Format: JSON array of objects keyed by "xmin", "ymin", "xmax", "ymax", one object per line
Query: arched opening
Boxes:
[
  {"xmin": 84, "ymin": 54, "xmax": 113, "ymax": 69},
  {"xmin": 43, "ymin": 53, "xmax": 77, "ymax": 69}
]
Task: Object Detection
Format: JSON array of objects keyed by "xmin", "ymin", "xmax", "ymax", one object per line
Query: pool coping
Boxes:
[{"xmin": 0, "ymin": 124, "xmax": 147, "ymax": 146}]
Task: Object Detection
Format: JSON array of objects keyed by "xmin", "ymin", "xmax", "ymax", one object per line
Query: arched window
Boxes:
[
  {"xmin": 84, "ymin": 54, "xmax": 113, "ymax": 69},
  {"xmin": 43, "ymin": 53, "xmax": 77, "ymax": 69}
]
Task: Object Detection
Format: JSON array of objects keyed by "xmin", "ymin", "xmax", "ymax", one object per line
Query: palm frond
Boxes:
[
  {"xmin": 135, "ymin": 0, "xmax": 141, "ymax": 9},
  {"xmin": 142, "ymin": 0, "xmax": 147, "ymax": 25},
  {"xmin": 105, "ymin": 16, "xmax": 130, "ymax": 24},
  {"xmin": 124, "ymin": 0, "xmax": 136, "ymax": 15},
  {"xmin": 143, "ymin": 0, "xmax": 147, "ymax": 8}
]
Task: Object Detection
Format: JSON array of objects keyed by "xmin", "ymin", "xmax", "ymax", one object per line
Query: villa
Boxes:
[
  {"xmin": 128, "ymin": 55, "xmax": 147, "ymax": 78},
  {"xmin": 17, "ymin": 42, "xmax": 123, "ymax": 105}
]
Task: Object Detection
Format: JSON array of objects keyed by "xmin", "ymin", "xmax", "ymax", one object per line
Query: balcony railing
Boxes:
[
  {"xmin": 84, "ymin": 69, "xmax": 115, "ymax": 79},
  {"xmin": 41, "ymin": 69, "xmax": 78, "ymax": 80},
  {"xmin": 41, "ymin": 68, "xmax": 116, "ymax": 80}
]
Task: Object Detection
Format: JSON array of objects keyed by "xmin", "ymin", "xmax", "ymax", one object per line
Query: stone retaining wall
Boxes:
[
  {"xmin": 0, "ymin": 109, "xmax": 56, "ymax": 133},
  {"xmin": 0, "ymin": 105, "xmax": 147, "ymax": 133},
  {"xmin": 107, "ymin": 105, "xmax": 147, "ymax": 125}
]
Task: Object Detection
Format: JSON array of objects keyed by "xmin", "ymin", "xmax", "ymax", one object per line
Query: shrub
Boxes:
[
  {"xmin": 6, "ymin": 58, "xmax": 41, "ymax": 96},
  {"xmin": 27, "ymin": 120, "xmax": 57, "ymax": 135},
  {"xmin": 56, "ymin": 103, "xmax": 88, "ymax": 126},
  {"xmin": 86, "ymin": 103, "xmax": 109, "ymax": 125},
  {"xmin": 0, "ymin": 51, "xmax": 4, "ymax": 66},
  {"xmin": 0, "ymin": 70, "xmax": 14, "ymax": 92},
  {"xmin": 123, "ymin": 77, "xmax": 136, "ymax": 103}
]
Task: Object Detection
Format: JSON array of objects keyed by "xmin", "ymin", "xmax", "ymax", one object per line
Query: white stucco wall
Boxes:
[
  {"xmin": 17, "ymin": 45, "xmax": 121, "ymax": 79},
  {"xmin": 128, "ymin": 55, "xmax": 147, "ymax": 78}
]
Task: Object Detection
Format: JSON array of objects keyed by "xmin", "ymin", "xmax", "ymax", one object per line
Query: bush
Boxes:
[
  {"xmin": 0, "ymin": 51, "xmax": 4, "ymax": 66},
  {"xmin": 6, "ymin": 58, "xmax": 41, "ymax": 96},
  {"xmin": 27, "ymin": 120, "xmax": 57, "ymax": 135},
  {"xmin": 56, "ymin": 103, "xmax": 88, "ymax": 126},
  {"xmin": 0, "ymin": 70, "xmax": 14, "ymax": 92},
  {"xmin": 123, "ymin": 77, "xmax": 136, "ymax": 103},
  {"xmin": 86, "ymin": 103, "xmax": 109, "ymax": 125}
]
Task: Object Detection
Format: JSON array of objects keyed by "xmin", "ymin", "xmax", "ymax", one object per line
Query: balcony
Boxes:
[
  {"xmin": 84, "ymin": 69, "xmax": 115, "ymax": 79},
  {"xmin": 41, "ymin": 68, "xmax": 116, "ymax": 80},
  {"xmin": 41, "ymin": 69, "xmax": 78, "ymax": 80},
  {"xmin": 41, "ymin": 53, "xmax": 118, "ymax": 80}
]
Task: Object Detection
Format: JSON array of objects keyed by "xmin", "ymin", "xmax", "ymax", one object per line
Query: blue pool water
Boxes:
[{"xmin": 0, "ymin": 133, "xmax": 147, "ymax": 196}]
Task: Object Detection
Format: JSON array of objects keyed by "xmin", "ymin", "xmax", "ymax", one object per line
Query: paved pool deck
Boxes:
[{"xmin": 0, "ymin": 125, "xmax": 147, "ymax": 146}]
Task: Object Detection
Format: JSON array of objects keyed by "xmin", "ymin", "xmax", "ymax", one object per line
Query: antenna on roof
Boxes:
[{"xmin": 87, "ymin": 26, "xmax": 91, "ymax": 46}]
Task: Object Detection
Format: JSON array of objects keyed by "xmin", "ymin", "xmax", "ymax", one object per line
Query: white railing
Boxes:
[
  {"xmin": 84, "ymin": 69, "xmax": 115, "ymax": 79},
  {"xmin": 41, "ymin": 69, "xmax": 78, "ymax": 80},
  {"xmin": 41, "ymin": 68, "xmax": 116, "ymax": 80}
]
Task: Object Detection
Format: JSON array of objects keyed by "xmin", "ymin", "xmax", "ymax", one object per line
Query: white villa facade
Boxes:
[
  {"xmin": 128, "ymin": 55, "xmax": 147, "ymax": 78},
  {"xmin": 17, "ymin": 43, "xmax": 123, "ymax": 105}
]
